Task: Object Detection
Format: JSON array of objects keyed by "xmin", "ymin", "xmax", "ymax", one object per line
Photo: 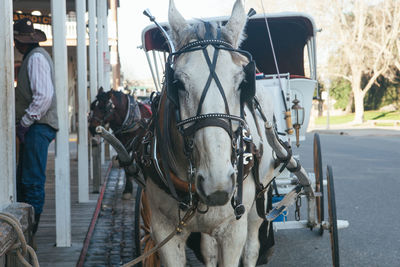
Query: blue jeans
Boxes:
[{"xmin": 17, "ymin": 124, "xmax": 56, "ymax": 216}]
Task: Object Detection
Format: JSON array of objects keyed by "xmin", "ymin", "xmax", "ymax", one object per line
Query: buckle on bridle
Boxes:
[
  {"xmin": 234, "ymin": 204, "xmax": 245, "ymax": 220},
  {"xmin": 187, "ymin": 162, "xmax": 195, "ymax": 206}
]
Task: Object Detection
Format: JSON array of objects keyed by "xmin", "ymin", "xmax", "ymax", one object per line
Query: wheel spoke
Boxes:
[{"xmin": 314, "ymin": 133, "xmax": 324, "ymax": 235}]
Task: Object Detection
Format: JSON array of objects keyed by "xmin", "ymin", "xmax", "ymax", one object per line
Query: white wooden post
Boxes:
[
  {"xmin": 76, "ymin": 0, "xmax": 89, "ymax": 203},
  {"xmin": 97, "ymin": 0, "xmax": 104, "ymax": 91},
  {"xmin": 0, "ymin": 0, "xmax": 16, "ymax": 209},
  {"xmin": 103, "ymin": 1, "xmax": 111, "ymax": 91},
  {"xmin": 89, "ymin": 0, "xmax": 98, "ymax": 101},
  {"xmin": 51, "ymin": 0, "xmax": 71, "ymax": 247},
  {"xmin": 88, "ymin": 0, "xmax": 98, "ymax": 191},
  {"xmin": 103, "ymin": 0, "xmax": 111, "ymax": 161},
  {"xmin": 97, "ymin": 0, "xmax": 106, "ymax": 165}
]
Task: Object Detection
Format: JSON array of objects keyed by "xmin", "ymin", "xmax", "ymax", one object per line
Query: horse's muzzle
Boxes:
[
  {"xmin": 196, "ymin": 173, "xmax": 234, "ymax": 206},
  {"xmin": 204, "ymin": 191, "xmax": 230, "ymax": 206}
]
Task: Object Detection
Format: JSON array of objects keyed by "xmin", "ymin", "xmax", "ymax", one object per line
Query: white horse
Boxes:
[{"xmin": 146, "ymin": 0, "xmax": 276, "ymax": 266}]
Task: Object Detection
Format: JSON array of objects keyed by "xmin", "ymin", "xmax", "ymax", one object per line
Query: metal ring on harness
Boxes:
[{"xmin": 286, "ymin": 158, "xmax": 302, "ymax": 173}]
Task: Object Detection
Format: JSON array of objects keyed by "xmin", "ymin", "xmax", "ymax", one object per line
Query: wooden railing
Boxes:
[{"xmin": 0, "ymin": 203, "xmax": 34, "ymax": 266}]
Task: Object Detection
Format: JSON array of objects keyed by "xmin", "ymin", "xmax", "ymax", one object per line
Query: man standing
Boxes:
[{"xmin": 14, "ymin": 18, "xmax": 58, "ymax": 235}]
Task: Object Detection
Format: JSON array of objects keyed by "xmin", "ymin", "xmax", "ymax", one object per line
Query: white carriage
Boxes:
[{"xmin": 136, "ymin": 10, "xmax": 349, "ymax": 267}]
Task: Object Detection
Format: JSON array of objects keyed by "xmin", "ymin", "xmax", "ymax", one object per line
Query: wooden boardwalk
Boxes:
[
  {"xmin": 34, "ymin": 143, "xmax": 202, "ymax": 266},
  {"xmin": 35, "ymin": 150, "xmax": 104, "ymax": 267}
]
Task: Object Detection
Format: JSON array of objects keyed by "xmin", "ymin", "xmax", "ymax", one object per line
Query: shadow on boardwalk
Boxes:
[{"xmin": 35, "ymin": 151, "xmax": 100, "ymax": 267}]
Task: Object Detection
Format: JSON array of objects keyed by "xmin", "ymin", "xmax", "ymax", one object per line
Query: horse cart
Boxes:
[
  {"xmin": 134, "ymin": 8, "xmax": 350, "ymax": 266},
  {"xmin": 93, "ymin": 2, "xmax": 349, "ymax": 266}
]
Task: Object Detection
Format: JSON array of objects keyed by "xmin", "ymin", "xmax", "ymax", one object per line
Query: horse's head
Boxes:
[
  {"xmin": 88, "ymin": 87, "xmax": 128, "ymax": 135},
  {"xmin": 168, "ymin": 0, "xmax": 251, "ymax": 206}
]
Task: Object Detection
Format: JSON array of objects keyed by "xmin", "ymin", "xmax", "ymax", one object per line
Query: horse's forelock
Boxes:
[
  {"xmin": 172, "ymin": 21, "xmax": 235, "ymax": 50},
  {"xmin": 173, "ymin": 21, "xmax": 247, "ymax": 68},
  {"xmin": 96, "ymin": 90, "xmax": 125, "ymax": 105}
]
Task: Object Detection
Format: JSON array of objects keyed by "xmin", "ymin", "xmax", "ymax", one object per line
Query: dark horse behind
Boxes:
[{"xmin": 88, "ymin": 87, "xmax": 152, "ymax": 199}]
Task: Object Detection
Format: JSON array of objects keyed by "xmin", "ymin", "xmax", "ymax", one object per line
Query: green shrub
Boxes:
[
  {"xmin": 364, "ymin": 74, "xmax": 400, "ymax": 110},
  {"xmin": 330, "ymin": 79, "xmax": 352, "ymax": 110}
]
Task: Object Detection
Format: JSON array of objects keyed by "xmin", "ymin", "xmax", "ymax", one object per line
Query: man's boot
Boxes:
[{"xmin": 32, "ymin": 213, "xmax": 41, "ymax": 250}]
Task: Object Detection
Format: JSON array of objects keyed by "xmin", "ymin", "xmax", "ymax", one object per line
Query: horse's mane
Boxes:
[
  {"xmin": 111, "ymin": 90, "xmax": 124, "ymax": 103},
  {"xmin": 96, "ymin": 89, "xmax": 125, "ymax": 104}
]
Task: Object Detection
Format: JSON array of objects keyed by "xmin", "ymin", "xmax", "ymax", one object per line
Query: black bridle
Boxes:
[
  {"xmin": 163, "ymin": 23, "xmax": 256, "ymax": 219},
  {"xmin": 89, "ymin": 92, "xmax": 141, "ymax": 136},
  {"xmin": 89, "ymin": 97, "xmax": 115, "ymax": 125}
]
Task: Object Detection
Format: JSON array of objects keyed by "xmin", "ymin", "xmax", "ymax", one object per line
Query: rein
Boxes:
[{"xmin": 121, "ymin": 204, "xmax": 197, "ymax": 267}]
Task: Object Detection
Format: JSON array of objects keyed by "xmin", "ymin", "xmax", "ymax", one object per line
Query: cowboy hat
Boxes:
[{"xmin": 14, "ymin": 18, "xmax": 47, "ymax": 43}]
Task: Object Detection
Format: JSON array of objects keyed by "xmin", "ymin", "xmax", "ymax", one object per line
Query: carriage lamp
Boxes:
[{"xmin": 291, "ymin": 95, "xmax": 304, "ymax": 147}]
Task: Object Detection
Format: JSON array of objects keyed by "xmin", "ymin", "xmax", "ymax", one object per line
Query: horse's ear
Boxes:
[
  {"xmin": 168, "ymin": 0, "xmax": 189, "ymax": 45},
  {"xmin": 223, "ymin": 0, "xmax": 247, "ymax": 48},
  {"xmin": 98, "ymin": 86, "xmax": 104, "ymax": 94}
]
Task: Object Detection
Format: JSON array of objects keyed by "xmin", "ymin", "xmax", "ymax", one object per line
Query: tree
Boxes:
[
  {"xmin": 328, "ymin": 0, "xmax": 400, "ymax": 123},
  {"xmin": 246, "ymin": 0, "xmax": 400, "ymax": 122}
]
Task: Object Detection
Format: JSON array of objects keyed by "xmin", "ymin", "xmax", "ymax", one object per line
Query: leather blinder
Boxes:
[
  {"xmin": 239, "ymin": 60, "xmax": 256, "ymax": 105},
  {"xmin": 166, "ymin": 63, "xmax": 180, "ymax": 107}
]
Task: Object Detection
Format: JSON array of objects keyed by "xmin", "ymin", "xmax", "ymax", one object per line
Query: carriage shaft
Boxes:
[{"xmin": 273, "ymin": 220, "xmax": 349, "ymax": 231}]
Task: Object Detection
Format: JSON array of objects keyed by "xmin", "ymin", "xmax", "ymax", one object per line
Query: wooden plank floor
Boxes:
[
  {"xmin": 35, "ymin": 148, "xmax": 106, "ymax": 267},
  {"xmin": 32, "ymin": 140, "xmax": 202, "ymax": 266}
]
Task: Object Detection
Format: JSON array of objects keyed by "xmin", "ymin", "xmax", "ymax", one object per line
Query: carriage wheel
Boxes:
[
  {"xmin": 134, "ymin": 186, "xmax": 161, "ymax": 267},
  {"xmin": 326, "ymin": 165, "xmax": 340, "ymax": 267},
  {"xmin": 313, "ymin": 133, "xmax": 324, "ymax": 235}
]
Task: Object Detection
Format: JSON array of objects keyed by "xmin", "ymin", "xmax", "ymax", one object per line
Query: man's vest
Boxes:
[{"xmin": 15, "ymin": 47, "xmax": 59, "ymax": 131}]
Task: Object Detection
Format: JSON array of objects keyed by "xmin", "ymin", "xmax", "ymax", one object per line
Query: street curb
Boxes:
[{"xmin": 308, "ymin": 128, "xmax": 400, "ymax": 137}]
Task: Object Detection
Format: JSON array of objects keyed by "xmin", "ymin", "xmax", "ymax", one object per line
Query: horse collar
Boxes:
[{"xmin": 114, "ymin": 94, "xmax": 141, "ymax": 135}]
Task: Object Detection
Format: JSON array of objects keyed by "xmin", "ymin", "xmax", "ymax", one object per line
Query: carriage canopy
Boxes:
[{"xmin": 141, "ymin": 12, "xmax": 317, "ymax": 78}]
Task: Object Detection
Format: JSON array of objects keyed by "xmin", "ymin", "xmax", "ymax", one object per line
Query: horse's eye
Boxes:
[{"xmin": 173, "ymin": 79, "xmax": 186, "ymax": 91}]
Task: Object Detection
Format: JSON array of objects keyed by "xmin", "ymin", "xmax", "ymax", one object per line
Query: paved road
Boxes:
[
  {"xmin": 80, "ymin": 128, "xmax": 400, "ymax": 266},
  {"xmin": 267, "ymin": 129, "xmax": 400, "ymax": 267}
]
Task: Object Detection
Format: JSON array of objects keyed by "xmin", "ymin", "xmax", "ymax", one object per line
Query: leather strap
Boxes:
[{"xmin": 181, "ymin": 118, "xmax": 232, "ymax": 138}]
